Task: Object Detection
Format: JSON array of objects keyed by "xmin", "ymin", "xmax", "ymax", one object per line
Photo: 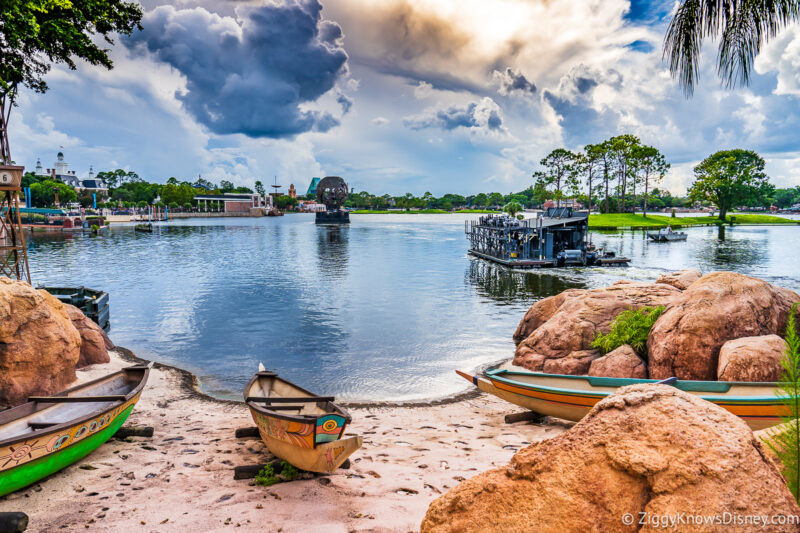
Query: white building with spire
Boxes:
[{"xmin": 36, "ymin": 151, "xmax": 107, "ymax": 192}]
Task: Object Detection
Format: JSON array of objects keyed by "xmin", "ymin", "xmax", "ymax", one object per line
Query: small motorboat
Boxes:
[
  {"xmin": 134, "ymin": 223, "xmax": 153, "ymax": 233},
  {"xmin": 457, "ymin": 368, "xmax": 784, "ymax": 431},
  {"xmin": 244, "ymin": 364, "xmax": 362, "ymax": 473},
  {"xmin": 0, "ymin": 363, "xmax": 152, "ymax": 497},
  {"xmin": 647, "ymin": 230, "xmax": 687, "ymax": 242}
]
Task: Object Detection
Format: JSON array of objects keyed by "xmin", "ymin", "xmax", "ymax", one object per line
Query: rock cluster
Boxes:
[
  {"xmin": 65, "ymin": 303, "xmax": 114, "ymax": 368},
  {"xmin": 422, "ymin": 384, "xmax": 800, "ymax": 533},
  {"xmin": 0, "ymin": 279, "xmax": 111, "ymax": 408},
  {"xmin": 513, "ymin": 271, "xmax": 799, "ymax": 381}
]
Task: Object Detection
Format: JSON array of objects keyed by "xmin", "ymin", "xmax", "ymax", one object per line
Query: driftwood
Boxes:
[
  {"xmin": 504, "ymin": 411, "xmax": 545, "ymax": 424},
  {"xmin": 234, "ymin": 427, "xmax": 260, "ymax": 439},
  {"xmin": 0, "ymin": 512, "xmax": 28, "ymax": 533},
  {"xmin": 112, "ymin": 425, "xmax": 154, "ymax": 439}
]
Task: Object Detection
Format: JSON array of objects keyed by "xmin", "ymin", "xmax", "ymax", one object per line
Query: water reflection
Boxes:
[
  {"xmin": 466, "ymin": 259, "xmax": 586, "ymax": 303},
  {"xmin": 315, "ymin": 225, "xmax": 349, "ymax": 279}
]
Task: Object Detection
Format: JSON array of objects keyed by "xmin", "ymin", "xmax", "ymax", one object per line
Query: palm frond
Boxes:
[{"xmin": 665, "ymin": 0, "xmax": 800, "ymax": 97}]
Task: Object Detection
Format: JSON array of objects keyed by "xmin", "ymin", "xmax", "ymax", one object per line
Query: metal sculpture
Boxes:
[{"xmin": 315, "ymin": 176, "xmax": 350, "ymax": 224}]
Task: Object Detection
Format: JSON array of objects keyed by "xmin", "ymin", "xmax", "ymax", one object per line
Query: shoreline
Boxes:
[
  {"xmin": 1, "ymin": 350, "xmax": 563, "ymax": 532},
  {"xmin": 115, "ymin": 346, "xmax": 508, "ymax": 409}
]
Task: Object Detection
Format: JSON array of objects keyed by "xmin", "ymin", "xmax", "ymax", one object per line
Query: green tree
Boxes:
[
  {"xmin": 633, "ymin": 145, "xmax": 669, "ymax": 217},
  {"xmin": 690, "ymin": 149, "xmax": 771, "ymax": 221},
  {"xmin": 473, "ymin": 193, "xmax": 488, "ymax": 207},
  {"xmin": 275, "ymin": 195, "xmax": 298, "ymax": 210},
  {"xmin": 664, "ymin": 1, "xmax": 800, "ymax": 97},
  {"xmin": 539, "ymin": 148, "xmax": 577, "ymax": 207},
  {"xmin": 166, "ymin": 177, "xmax": 179, "ymax": 185},
  {"xmin": 254, "ymin": 180, "xmax": 265, "ymax": 197},
  {"xmin": 504, "ymin": 201, "xmax": 523, "ymax": 218},
  {"xmin": 219, "ymin": 180, "xmax": 235, "ymax": 192},
  {"xmin": 531, "ymin": 172, "xmax": 553, "ymax": 206},
  {"xmin": 578, "ymin": 145, "xmax": 603, "ymax": 211},
  {"xmin": 29, "ymin": 179, "xmax": 76, "ymax": 207},
  {"xmin": 0, "ymin": 0, "xmax": 142, "ymax": 163},
  {"xmin": 608, "ymin": 135, "xmax": 641, "ymax": 213},
  {"xmin": 488, "ymin": 192, "xmax": 504, "ymax": 208}
]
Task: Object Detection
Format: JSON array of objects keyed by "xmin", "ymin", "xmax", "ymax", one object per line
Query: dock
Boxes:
[{"xmin": 465, "ymin": 208, "xmax": 630, "ymax": 268}]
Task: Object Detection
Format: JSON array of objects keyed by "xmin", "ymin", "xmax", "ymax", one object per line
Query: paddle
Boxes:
[{"xmin": 656, "ymin": 377, "xmax": 678, "ymax": 386}]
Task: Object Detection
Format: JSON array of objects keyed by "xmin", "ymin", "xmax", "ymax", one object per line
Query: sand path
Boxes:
[{"xmin": 0, "ymin": 351, "xmax": 565, "ymax": 532}]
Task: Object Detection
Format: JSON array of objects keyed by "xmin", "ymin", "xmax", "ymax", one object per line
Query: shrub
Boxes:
[
  {"xmin": 591, "ymin": 306, "xmax": 665, "ymax": 359},
  {"xmin": 254, "ymin": 461, "xmax": 300, "ymax": 486},
  {"xmin": 767, "ymin": 304, "xmax": 800, "ymax": 502}
]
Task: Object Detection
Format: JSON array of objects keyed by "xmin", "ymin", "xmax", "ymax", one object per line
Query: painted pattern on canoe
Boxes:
[
  {"xmin": 315, "ymin": 414, "xmax": 347, "ymax": 445},
  {"xmin": 250, "ymin": 408, "xmax": 315, "ymax": 449},
  {"xmin": 0, "ymin": 394, "xmax": 141, "ymax": 497},
  {"xmin": 0, "ymin": 393, "xmax": 141, "ymax": 474}
]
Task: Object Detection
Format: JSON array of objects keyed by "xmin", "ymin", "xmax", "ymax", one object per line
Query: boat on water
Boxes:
[
  {"xmin": 0, "ymin": 363, "xmax": 152, "ymax": 497},
  {"xmin": 244, "ymin": 364, "xmax": 362, "ymax": 473},
  {"xmin": 37, "ymin": 285, "xmax": 110, "ymax": 331},
  {"xmin": 457, "ymin": 368, "xmax": 785, "ymax": 431},
  {"xmin": 134, "ymin": 223, "xmax": 153, "ymax": 233},
  {"xmin": 647, "ymin": 230, "xmax": 687, "ymax": 242}
]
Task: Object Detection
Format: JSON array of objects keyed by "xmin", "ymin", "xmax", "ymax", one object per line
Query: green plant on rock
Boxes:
[
  {"xmin": 591, "ymin": 306, "xmax": 665, "ymax": 359},
  {"xmin": 767, "ymin": 303, "xmax": 800, "ymax": 502},
  {"xmin": 254, "ymin": 461, "xmax": 301, "ymax": 487}
]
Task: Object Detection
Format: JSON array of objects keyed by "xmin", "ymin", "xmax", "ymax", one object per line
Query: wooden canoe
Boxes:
[
  {"xmin": 0, "ymin": 363, "xmax": 152, "ymax": 497},
  {"xmin": 457, "ymin": 368, "xmax": 785, "ymax": 431},
  {"xmin": 244, "ymin": 364, "xmax": 362, "ymax": 473}
]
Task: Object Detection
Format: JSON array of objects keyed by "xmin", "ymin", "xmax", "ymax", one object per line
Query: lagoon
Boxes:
[{"xmin": 27, "ymin": 213, "xmax": 800, "ymax": 402}]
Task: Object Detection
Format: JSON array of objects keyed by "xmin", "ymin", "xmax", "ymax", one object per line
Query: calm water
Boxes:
[{"xmin": 26, "ymin": 213, "xmax": 800, "ymax": 401}]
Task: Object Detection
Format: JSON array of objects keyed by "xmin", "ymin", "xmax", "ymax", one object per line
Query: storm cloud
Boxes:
[
  {"xmin": 403, "ymin": 97, "xmax": 504, "ymax": 132},
  {"xmin": 492, "ymin": 67, "xmax": 536, "ymax": 96},
  {"xmin": 125, "ymin": 1, "xmax": 348, "ymax": 138}
]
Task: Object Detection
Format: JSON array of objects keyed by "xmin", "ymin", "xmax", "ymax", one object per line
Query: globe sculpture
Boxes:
[{"xmin": 315, "ymin": 176, "xmax": 350, "ymax": 224}]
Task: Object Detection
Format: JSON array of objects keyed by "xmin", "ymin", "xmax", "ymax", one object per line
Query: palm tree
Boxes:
[{"xmin": 664, "ymin": 1, "xmax": 800, "ymax": 96}]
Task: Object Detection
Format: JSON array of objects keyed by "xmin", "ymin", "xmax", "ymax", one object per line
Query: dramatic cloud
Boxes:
[
  {"xmin": 492, "ymin": 67, "xmax": 536, "ymax": 96},
  {"xmin": 337, "ymin": 92, "xmax": 354, "ymax": 114},
  {"xmin": 124, "ymin": 1, "xmax": 348, "ymax": 138},
  {"xmin": 403, "ymin": 97, "xmax": 504, "ymax": 132}
]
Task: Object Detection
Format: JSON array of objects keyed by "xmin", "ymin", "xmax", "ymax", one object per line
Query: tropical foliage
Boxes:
[
  {"xmin": 591, "ymin": 306, "xmax": 666, "ymax": 359},
  {"xmin": 767, "ymin": 304, "xmax": 800, "ymax": 501}
]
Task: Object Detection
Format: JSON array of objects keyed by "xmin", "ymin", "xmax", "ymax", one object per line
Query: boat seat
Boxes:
[
  {"xmin": 246, "ymin": 396, "xmax": 335, "ymax": 403},
  {"xmin": 28, "ymin": 421, "xmax": 60, "ymax": 430},
  {"xmin": 28, "ymin": 395, "xmax": 126, "ymax": 403}
]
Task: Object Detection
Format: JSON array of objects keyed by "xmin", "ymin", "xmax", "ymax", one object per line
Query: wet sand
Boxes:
[{"xmin": 0, "ymin": 351, "xmax": 566, "ymax": 532}]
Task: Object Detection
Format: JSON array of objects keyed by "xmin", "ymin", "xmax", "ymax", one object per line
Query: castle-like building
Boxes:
[{"xmin": 35, "ymin": 152, "xmax": 108, "ymax": 192}]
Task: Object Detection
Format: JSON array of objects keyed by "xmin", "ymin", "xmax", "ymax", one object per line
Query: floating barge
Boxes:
[
  {"xmin": 38, "ymin": 285, "xmax": 110, "ymax": 331},
  {"xmin": 465, "ymin": 208, "xmax": 630, "ymax": 268}
]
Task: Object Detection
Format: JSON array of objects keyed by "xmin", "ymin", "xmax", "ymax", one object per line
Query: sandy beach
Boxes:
[{"xmin": 0, "ymin": 350, "xmax": 566, "ymax": 533}]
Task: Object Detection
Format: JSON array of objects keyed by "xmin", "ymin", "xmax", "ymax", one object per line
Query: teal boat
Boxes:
[{"xmin": 0, "ymin": 364, "xmax": 151, "ymax": 497}]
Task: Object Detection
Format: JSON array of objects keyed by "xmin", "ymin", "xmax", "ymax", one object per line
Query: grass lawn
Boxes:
[
  {"xmin": 350, "ymin": 209, "xmax": 450, "ymax": 214},
  {"xmin": 588, "ymin": 213, "xmax": 799, "ymax": 228}
]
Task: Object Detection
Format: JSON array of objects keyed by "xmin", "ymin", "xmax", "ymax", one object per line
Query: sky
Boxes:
[{"xmin": 10, "ymin": 0, "xmax": 800, "ymax": 196}]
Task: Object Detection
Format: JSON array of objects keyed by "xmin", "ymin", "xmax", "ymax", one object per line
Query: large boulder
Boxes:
[
  {"xmin": 514, "ymin": 281, "xmax": 680, "ymax": 372},
  {"xmin": 588, "ymin": 345, "xmax": 648, "ymax": 379},
  {"xmin": 648, "ymin": 272, "xmax": 800, "ymax": 380},
  {"xmin": 421, "ymin": 384, "xmax": 799, "ymax": 533},
  {"xmin": 0, "ymin": 279, "xmax": 82, "ymax": 408},
  {"xmin": 717, "ymin": 335, "xmax": 787, "ymax": 382},
  {"xmin": 513, "ymin": 289, "xmax": 587, "ymax": 342},
  {"xmin": 656, "ymin": 269, "xmax": 702, "ymax": 290},
  {"xmin": 64, "ymin": 303, "xmax": 113, "ymax": 368},
  {"xmin": 542, "ymin": 349, "xmax": 600, "ymax": 375}
]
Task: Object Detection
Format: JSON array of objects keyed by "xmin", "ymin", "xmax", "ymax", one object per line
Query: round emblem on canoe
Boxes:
[
  {"xmin": 89, "ymin": 420, "xmax": 98, "ymax": 432},
  {"xmin": 74, "ymin": 425, "xmax": 88, "ymax": 440},
  {"xmin": 322, "ymin": 419, "xmax": 339, "ymax": 432},
  {"xmin": 10, "ymin": 445, "xmax": 32, "ymax": 461},
  {"xmin": 47, "ymin": 434, "xmax": 71, "ymax": 452}
]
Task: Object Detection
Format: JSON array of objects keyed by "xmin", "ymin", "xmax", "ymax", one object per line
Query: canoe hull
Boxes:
[
  {"xmin": 248, "ymin": 406, "xmax": 361, "ymax": 473},
  {"xmin": 0, "ymin": 395, "xmax": 140, "ymax": 497},
  {"xmin": 457, "ymin": 370, "xmax": 784, "ymax": 431}
]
